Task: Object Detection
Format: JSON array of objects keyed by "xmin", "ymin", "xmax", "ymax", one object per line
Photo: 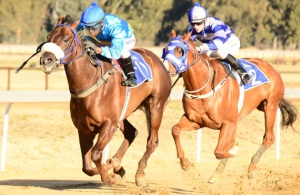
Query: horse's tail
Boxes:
[{"xmin": 279, "ymin": 98, "xmax": 298, "ymax": 130}]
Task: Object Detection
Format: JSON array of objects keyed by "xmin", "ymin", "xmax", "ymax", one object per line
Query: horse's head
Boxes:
[
  {"xmin": 40, "ymin": 15, "xmax": 83, "ymax": 74},
  {"xmin": 162, "ymin": 30, "xmax": 199, "ymax": 75}
]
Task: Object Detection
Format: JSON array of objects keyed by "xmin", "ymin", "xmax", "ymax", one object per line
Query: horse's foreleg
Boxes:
[
  {"xmin": 214, "ymin": 122, "xmax": 237, "ymax": 159},
  {"xmin": 208, "ymin": 122, "xmax": 237, "ymax": 183},
  {"xmin": 92, "ymin": 119, "xmax": 117, "ymax": 184},
  {"xmin": 208, "ymin": 158, "xmax": 229, "ymax": 184},
  {"xmin": 111, "ymin": 119, "xmax": 138, "ymax": 180},
  {"xmin": 172, "ymin": 115, "xmax": 200, "ymax": 171},
  {"xmin": 78, "ymin": 130, "xmax": 99, "ymax": 176}
]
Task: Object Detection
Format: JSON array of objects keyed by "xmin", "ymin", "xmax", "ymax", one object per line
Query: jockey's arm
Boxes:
[{"xmin": 100, "ymin": 27, "xmax": 126, "ymax": 59}]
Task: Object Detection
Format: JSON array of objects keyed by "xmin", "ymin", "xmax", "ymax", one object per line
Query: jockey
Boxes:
[
  {"xmin": 187, "ymin": 3, "xmax": 253, "ymax": 84},
  {"xmin": 76, "ymin": 2, "xmax": 137, "ymax": 87}
]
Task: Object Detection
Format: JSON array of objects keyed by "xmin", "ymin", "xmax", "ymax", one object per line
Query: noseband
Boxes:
[
  {"xmin": 52, "ymin": 24, "xmax": 86, "ymax": 64},
  {"xmin": 163, "ymin": 36, "xmax": 232, "ymax": 99},
  {"xmin": 16, "ymin": 23, "xmax": 86, "ymax": 73}
]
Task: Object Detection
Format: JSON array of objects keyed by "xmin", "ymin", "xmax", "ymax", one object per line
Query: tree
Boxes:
[
  {"xmin": 0, "ymin": 0, "xmax": 50, "ymax": 44},
  {"xmin": 0, "ymin": 0, "xmax": 299, "ymax": 49},
  {"xmin": 266, "ymin": 0, "xmax": 300, "ymax": 49}
]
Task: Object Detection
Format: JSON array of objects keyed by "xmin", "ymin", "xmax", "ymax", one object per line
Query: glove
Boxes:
[
  {"xmin": 83, "ymin": 39, "xmax": 98, "ymax": 53},
  {"xmin": 77, "ymin": 30, "xmax": 85, "ymax": 39},
  {"xmin": 196, "ymin": 44, "xmax": 209, "ymax": 51}
]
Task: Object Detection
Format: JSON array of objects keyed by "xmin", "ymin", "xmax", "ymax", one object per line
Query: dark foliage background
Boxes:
[{"xmin": 0, "ymin": 0, "xmax": 299, "ymax": 49}]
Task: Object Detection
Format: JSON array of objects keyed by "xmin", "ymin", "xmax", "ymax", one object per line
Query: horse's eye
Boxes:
[
  {"xmin": 63, "ymin": 35, "xmax": 71, "ymax": 43},
  {"xmin": 175, "ymin": 46, "xmax": 184, "ymax": 58}
]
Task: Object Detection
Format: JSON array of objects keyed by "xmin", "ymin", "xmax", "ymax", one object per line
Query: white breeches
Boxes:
[
  {"xmin": 200, "ymin": 34, "xmax": 240, "ymax": 59},
  {"xmin": 121, "ymin": 34, "xmax": 136, "ymax": 58}
]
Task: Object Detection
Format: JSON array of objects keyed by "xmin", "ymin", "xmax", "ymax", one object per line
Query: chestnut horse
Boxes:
[
  {"xmin": 163, "ymin": 30, "xmax": 297, "ymax": 183},
  {"xmin": 38, "ymin": 16, "xmax": 171, "ymax": 186}
]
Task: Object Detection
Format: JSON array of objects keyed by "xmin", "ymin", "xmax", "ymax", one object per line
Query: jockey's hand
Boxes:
[
  {"xmin": 77, "ymin": 30, "xmax": 85, "ymax": 39},
  {"xmin": 83, "ymin": 39, "xmax": 98, "ymax": 53},
  {"xmin": 196, "ymin": 44, "xmax": 209, "ymax": 53}
]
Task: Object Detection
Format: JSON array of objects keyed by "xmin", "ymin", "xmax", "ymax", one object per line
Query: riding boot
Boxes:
[
  {"xmin": 121, "ymin": 56, "xmax": 137, "ymax": 87},
  {"xmin": 224, "ymin": 54, "xmax": 253, "ymax": 84}
]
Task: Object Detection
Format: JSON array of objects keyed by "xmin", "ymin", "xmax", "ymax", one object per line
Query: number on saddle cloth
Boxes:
[{"xmin": 221, "ymin": 59, "xmax": 270, "ymax": 91}]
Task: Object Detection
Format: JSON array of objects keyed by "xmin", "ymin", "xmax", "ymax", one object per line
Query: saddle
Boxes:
[
  {"xmin": 218, "ymin": 59, "xmax": 270, "ymax": 91},
  {"xmin": 84, "ymin": 37, "xmax": 153, "ymax": 88}
]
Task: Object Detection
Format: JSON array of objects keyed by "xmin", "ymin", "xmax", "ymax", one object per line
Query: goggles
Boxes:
[
  {"xmin": 86, "ymin": 22, "xmax": 102, "ymax": 32},
  {"xmin": 191, "ymin": 21, "xmax": 204, "ymax": 27}
]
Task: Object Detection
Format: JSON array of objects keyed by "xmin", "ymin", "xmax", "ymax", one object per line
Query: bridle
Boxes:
[
  {"xmin": 50, "ymin": 24, "xmax": 118, "ymax": 98},
  {"xmin": 164, "ymin": 35, "xmax": 230, "ymax": 99},
  {"xmin": 49, "ymin": 23, "xmax": 86, "ymax": 64},
  {"xmin": 183, "ymin": 40, "xmax": 202, "ymax": 68},
  {"xmin": 16, "ymin": 23, "xmax": 86, "ymax": 73},
  {"xmin": 181, "ymin": 41, "xmax": 212, "ymax": 95},
  {"xmin": 163, "ymin": 37, "xmax": 211, "ymax": 92}
]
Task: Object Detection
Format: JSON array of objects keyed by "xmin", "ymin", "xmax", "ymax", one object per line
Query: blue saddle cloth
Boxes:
[
  {"xmin": 223, "ymin": 59, "xmax": 270, "ymax": 91},
  {"xmin": 237, "ymin": 59, "xmax": 269, "ymax": 91},
  {"xmin": 129, "ymin": 50, "xmax": 153, "ymax": 87}
]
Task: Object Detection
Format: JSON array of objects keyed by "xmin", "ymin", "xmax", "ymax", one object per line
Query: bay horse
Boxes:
[
  {"xmin": 38, "ymin": 15, "xmax": 171, "ymax": 186},
  {"xmin": 162, "ymin": 30, "xmax": 298, "ymax": 183}
]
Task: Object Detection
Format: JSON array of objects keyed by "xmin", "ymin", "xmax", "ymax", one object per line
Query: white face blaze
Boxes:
[
  {"xmin": 41, "ymin": 42, "xmax": 64, "ymax": 60},
  {"xmin": 40, "ymin": 42, "xmax": 64, "ymax": 74}
]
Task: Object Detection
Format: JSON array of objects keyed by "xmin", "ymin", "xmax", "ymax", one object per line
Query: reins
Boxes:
[
  {"xmin": 53, "ymin": 24, "xmax": 122, "ymax": 98},
  {"xmin": 184, "ymin": 56, "xmax": 211, "ymax": 94},
  {"xmin": 171, "ymin": 74, "xmax": 181, "ymax": 88},
  {"xmin": 182, "ymin": 41, "xmax": 232, "ymax": 99},
  {"xmin": 169, "ymin": 41, "xmax": 203, "ymax": 89}
]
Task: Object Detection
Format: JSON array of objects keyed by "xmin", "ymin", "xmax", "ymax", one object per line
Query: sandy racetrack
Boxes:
[{"xmin": 0, "ymin": 101, "xmax": 299, "ymax": 195}]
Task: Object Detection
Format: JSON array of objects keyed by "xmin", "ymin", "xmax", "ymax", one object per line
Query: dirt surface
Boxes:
[{"xmin": 0, "ymin": 101, "xmax": 299, "ymax": 195}]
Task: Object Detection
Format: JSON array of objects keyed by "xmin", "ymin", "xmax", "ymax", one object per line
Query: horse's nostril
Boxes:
[
  {"xmin": 47, "ymin": 58, "xmax": 53, "ymax": 63},
  {"xmin": 41, "ymin": 57, "xmax": 53, "ymax": 65}
]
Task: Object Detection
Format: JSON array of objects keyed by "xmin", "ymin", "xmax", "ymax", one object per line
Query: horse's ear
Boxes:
[
  {"xmin": 171, "ymin": 29, "xmax": 176, "ymax": 39},
  {"xmin": 183, "ymin": 31, "xmax": 192, "ymax": 42},
  {"xmin": 57, "ymin": 16, "xmax": 64, "ymax": 25}
]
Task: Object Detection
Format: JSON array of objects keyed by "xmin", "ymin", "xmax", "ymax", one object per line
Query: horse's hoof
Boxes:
[
  {"xmin": 135, "ymin": 177, "xmax": 146, "ymax": 187},
  {"xmin": 180, "ymin": 158, "xmax": 193, "ymax": 171},
  {"xmin": 135, "ymin": 173, "xmax": 146, "ymax": 187},
  {"xmin": 247, "ymin": 171, "xmax": 254, "ymax": 179},
  {"xmin": 109, "ymin": 173, "xmax": 122, "ymax": 184},
  {"xmin": 208, "ymin": 176, "xmax": 218, "ymax": 184},
  {"xmin": 248, "ymin": 163, "xmax": 256, "ymax": 179}
]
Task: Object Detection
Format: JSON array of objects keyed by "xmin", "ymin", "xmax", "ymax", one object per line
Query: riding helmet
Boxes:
[
  {"xmin": 80, "ymin": 2, "xmax": 105, "ymax": 26},
  {"xmin": 188, "ymin": 3, "xmax": 207, "ymax": 24}
]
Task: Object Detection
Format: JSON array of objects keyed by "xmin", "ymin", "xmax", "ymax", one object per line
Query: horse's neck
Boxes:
[
  {"xmin": 183, "ymin": 59, "xmax": 211, "ymax": 92},
  {"xmin": 64, "ymin": 57, "xmax": 99, "ymax": 92}
]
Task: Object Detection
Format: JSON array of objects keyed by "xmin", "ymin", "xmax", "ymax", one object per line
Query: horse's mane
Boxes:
[{"xmin": 62, "ymin": 14, "xmax": 76, "ymax": 24}]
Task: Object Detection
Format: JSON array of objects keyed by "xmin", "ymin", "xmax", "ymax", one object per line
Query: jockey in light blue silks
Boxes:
[
  {"xmin": 187, "ymin": 3, "xmax": 253, "ymax": 84},
  {"xmin": 76, "ymin": 2, "xmax": 137, "ymax": 87}
]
